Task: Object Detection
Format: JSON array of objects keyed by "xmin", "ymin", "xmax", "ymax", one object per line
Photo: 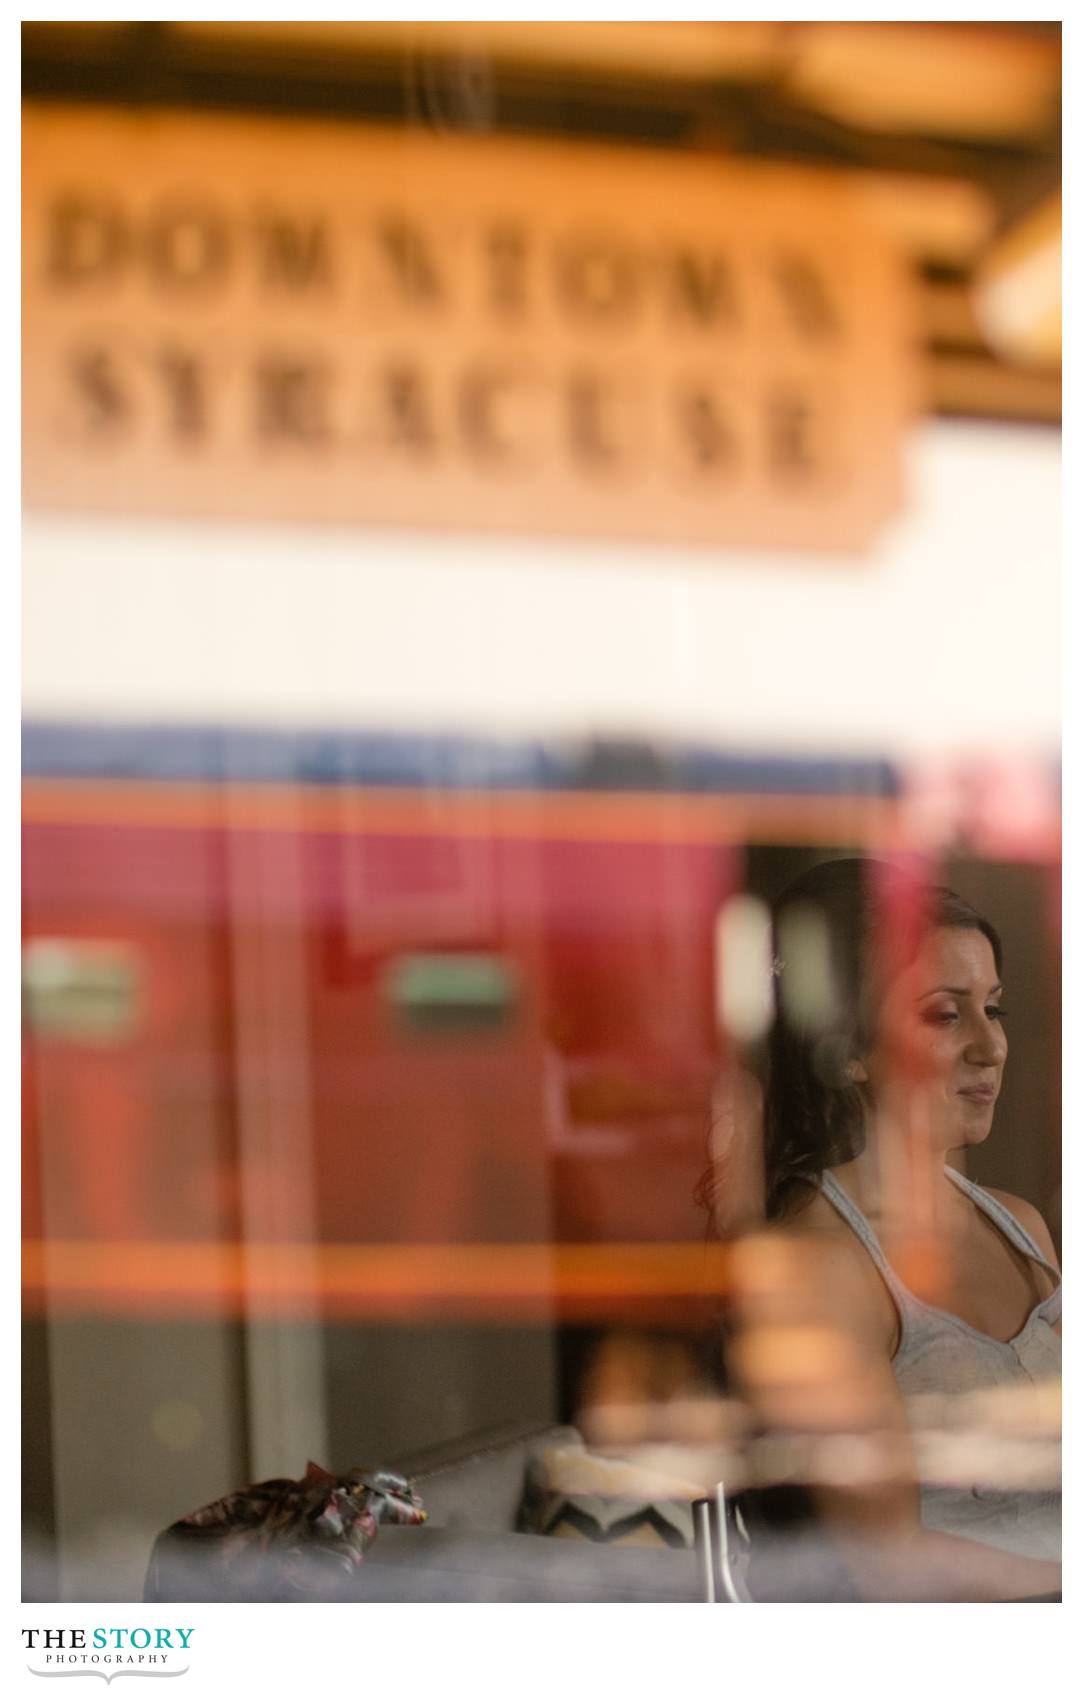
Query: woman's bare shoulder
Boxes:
[
  {"xmin": 765, "ymin": 1193, "xmax": 899, "ymax": 1353},
  {"xmin": 982, "ymin": 1186, "xmax": 1061, "ymax": 1272},
  {"xmin": 774, "ymin": 1184, "xmax": 872, "ymax": 1256}
]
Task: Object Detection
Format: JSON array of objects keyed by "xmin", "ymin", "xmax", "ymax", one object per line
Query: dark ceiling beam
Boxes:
[{"xmin": 21, "ymin": 21, "xmax": 1057, "ymax": 178}]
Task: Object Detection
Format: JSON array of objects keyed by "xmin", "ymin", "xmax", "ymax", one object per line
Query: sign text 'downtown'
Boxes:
[{"xmin": 23, "ymin": 108, "xmax": 915, "ymax": 549}]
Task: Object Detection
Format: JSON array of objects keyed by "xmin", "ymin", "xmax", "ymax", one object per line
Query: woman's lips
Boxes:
[{"xmin": 958, "ymin": 1084, "xmax": 998, "ymax": 1103}]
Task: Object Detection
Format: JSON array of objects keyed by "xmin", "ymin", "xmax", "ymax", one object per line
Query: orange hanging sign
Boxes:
[{"xmin": 23, "ymin": 104, "xmax": 915, "ymax": 550}]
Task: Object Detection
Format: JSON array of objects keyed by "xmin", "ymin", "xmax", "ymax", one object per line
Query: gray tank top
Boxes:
[{"xmin": 818, "ymin": 1168, "xmax": 1061, "ymax": 1561}]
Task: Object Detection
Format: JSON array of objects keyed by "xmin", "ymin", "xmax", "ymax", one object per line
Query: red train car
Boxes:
[{"xmin": 23, "ymin": 721, "xmax": 921, "ymax": 1326}]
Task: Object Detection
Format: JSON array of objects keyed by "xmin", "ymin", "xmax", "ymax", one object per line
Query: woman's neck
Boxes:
[{"xmin": 828, "ymin": 1135, "xmax": 964, "ymax": 1235}]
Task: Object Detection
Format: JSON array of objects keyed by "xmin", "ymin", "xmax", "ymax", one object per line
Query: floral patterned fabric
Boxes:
[{"xmin": 166, "ymin": 1461, "xmax": 427, "ymax": 1598}]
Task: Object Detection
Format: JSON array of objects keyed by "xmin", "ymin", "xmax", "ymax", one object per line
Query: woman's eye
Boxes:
[
  {"xmin": 986, "ymin": 1007, "xmax": 1007, "ymax": 1023},
  {"xmin": 924, "ymin": 1009, "xmax": 957, "ymax": 1026}
]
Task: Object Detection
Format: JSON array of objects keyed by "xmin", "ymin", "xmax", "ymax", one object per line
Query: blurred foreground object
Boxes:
[{"xmin": 974, "ymin": 191, "xmax": 1061, "ymax": 367}]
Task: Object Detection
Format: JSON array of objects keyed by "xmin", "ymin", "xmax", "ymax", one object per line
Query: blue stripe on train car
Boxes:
[{"xmin": 22, "ymin": 721, "xmax": 900, "ymax": 799}]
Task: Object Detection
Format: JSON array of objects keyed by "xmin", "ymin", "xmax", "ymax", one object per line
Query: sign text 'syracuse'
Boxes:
[{"xmin": 23, "ymin": 106, "xmax": 914, "ymax": 550}]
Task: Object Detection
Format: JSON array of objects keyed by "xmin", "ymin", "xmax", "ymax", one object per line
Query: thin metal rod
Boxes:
[
  {"xmin": 693, "ymin": 1497, "xmax": 716, "ymax": 1602},
  {"xmin": 713, "ymin": 1482, "xmax": 742, "ymax": 1604}
]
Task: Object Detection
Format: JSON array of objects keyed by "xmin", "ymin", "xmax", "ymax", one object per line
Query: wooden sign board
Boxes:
[{"xmin": 23, "ymin": 105, "xmax": 915, "ymax": 551}]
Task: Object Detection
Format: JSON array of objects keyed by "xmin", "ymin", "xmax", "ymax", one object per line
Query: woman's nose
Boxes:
[{"xmin": 966, "ymin": 1018, "xmax": 1007, "ymax": 1065}]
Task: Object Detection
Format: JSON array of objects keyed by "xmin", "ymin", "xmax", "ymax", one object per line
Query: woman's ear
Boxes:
[{"xmin": 846, "ymin": 1058, "xmax": 869, "ymax": 1084}]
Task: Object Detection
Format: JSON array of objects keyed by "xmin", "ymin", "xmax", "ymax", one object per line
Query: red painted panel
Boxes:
[{"xmin": 23, "ymin": 804, "xmax": 733, "ymax": 1298}]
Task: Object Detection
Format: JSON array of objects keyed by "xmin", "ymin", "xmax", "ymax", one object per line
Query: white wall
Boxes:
[{"xmin": 22, "ymin": 420, "xmax": 1060, "ymax": 762}]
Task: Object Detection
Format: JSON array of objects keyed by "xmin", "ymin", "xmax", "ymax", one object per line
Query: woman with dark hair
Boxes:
[{"xmin": 716, "ymin": 857, "xmax": 1061, "ymax": 1599}]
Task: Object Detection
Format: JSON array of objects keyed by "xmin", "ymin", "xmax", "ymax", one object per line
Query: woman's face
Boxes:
[{"xmin": 860, "ymin": 925, "xmax": 1007, "ymax": 1154}]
